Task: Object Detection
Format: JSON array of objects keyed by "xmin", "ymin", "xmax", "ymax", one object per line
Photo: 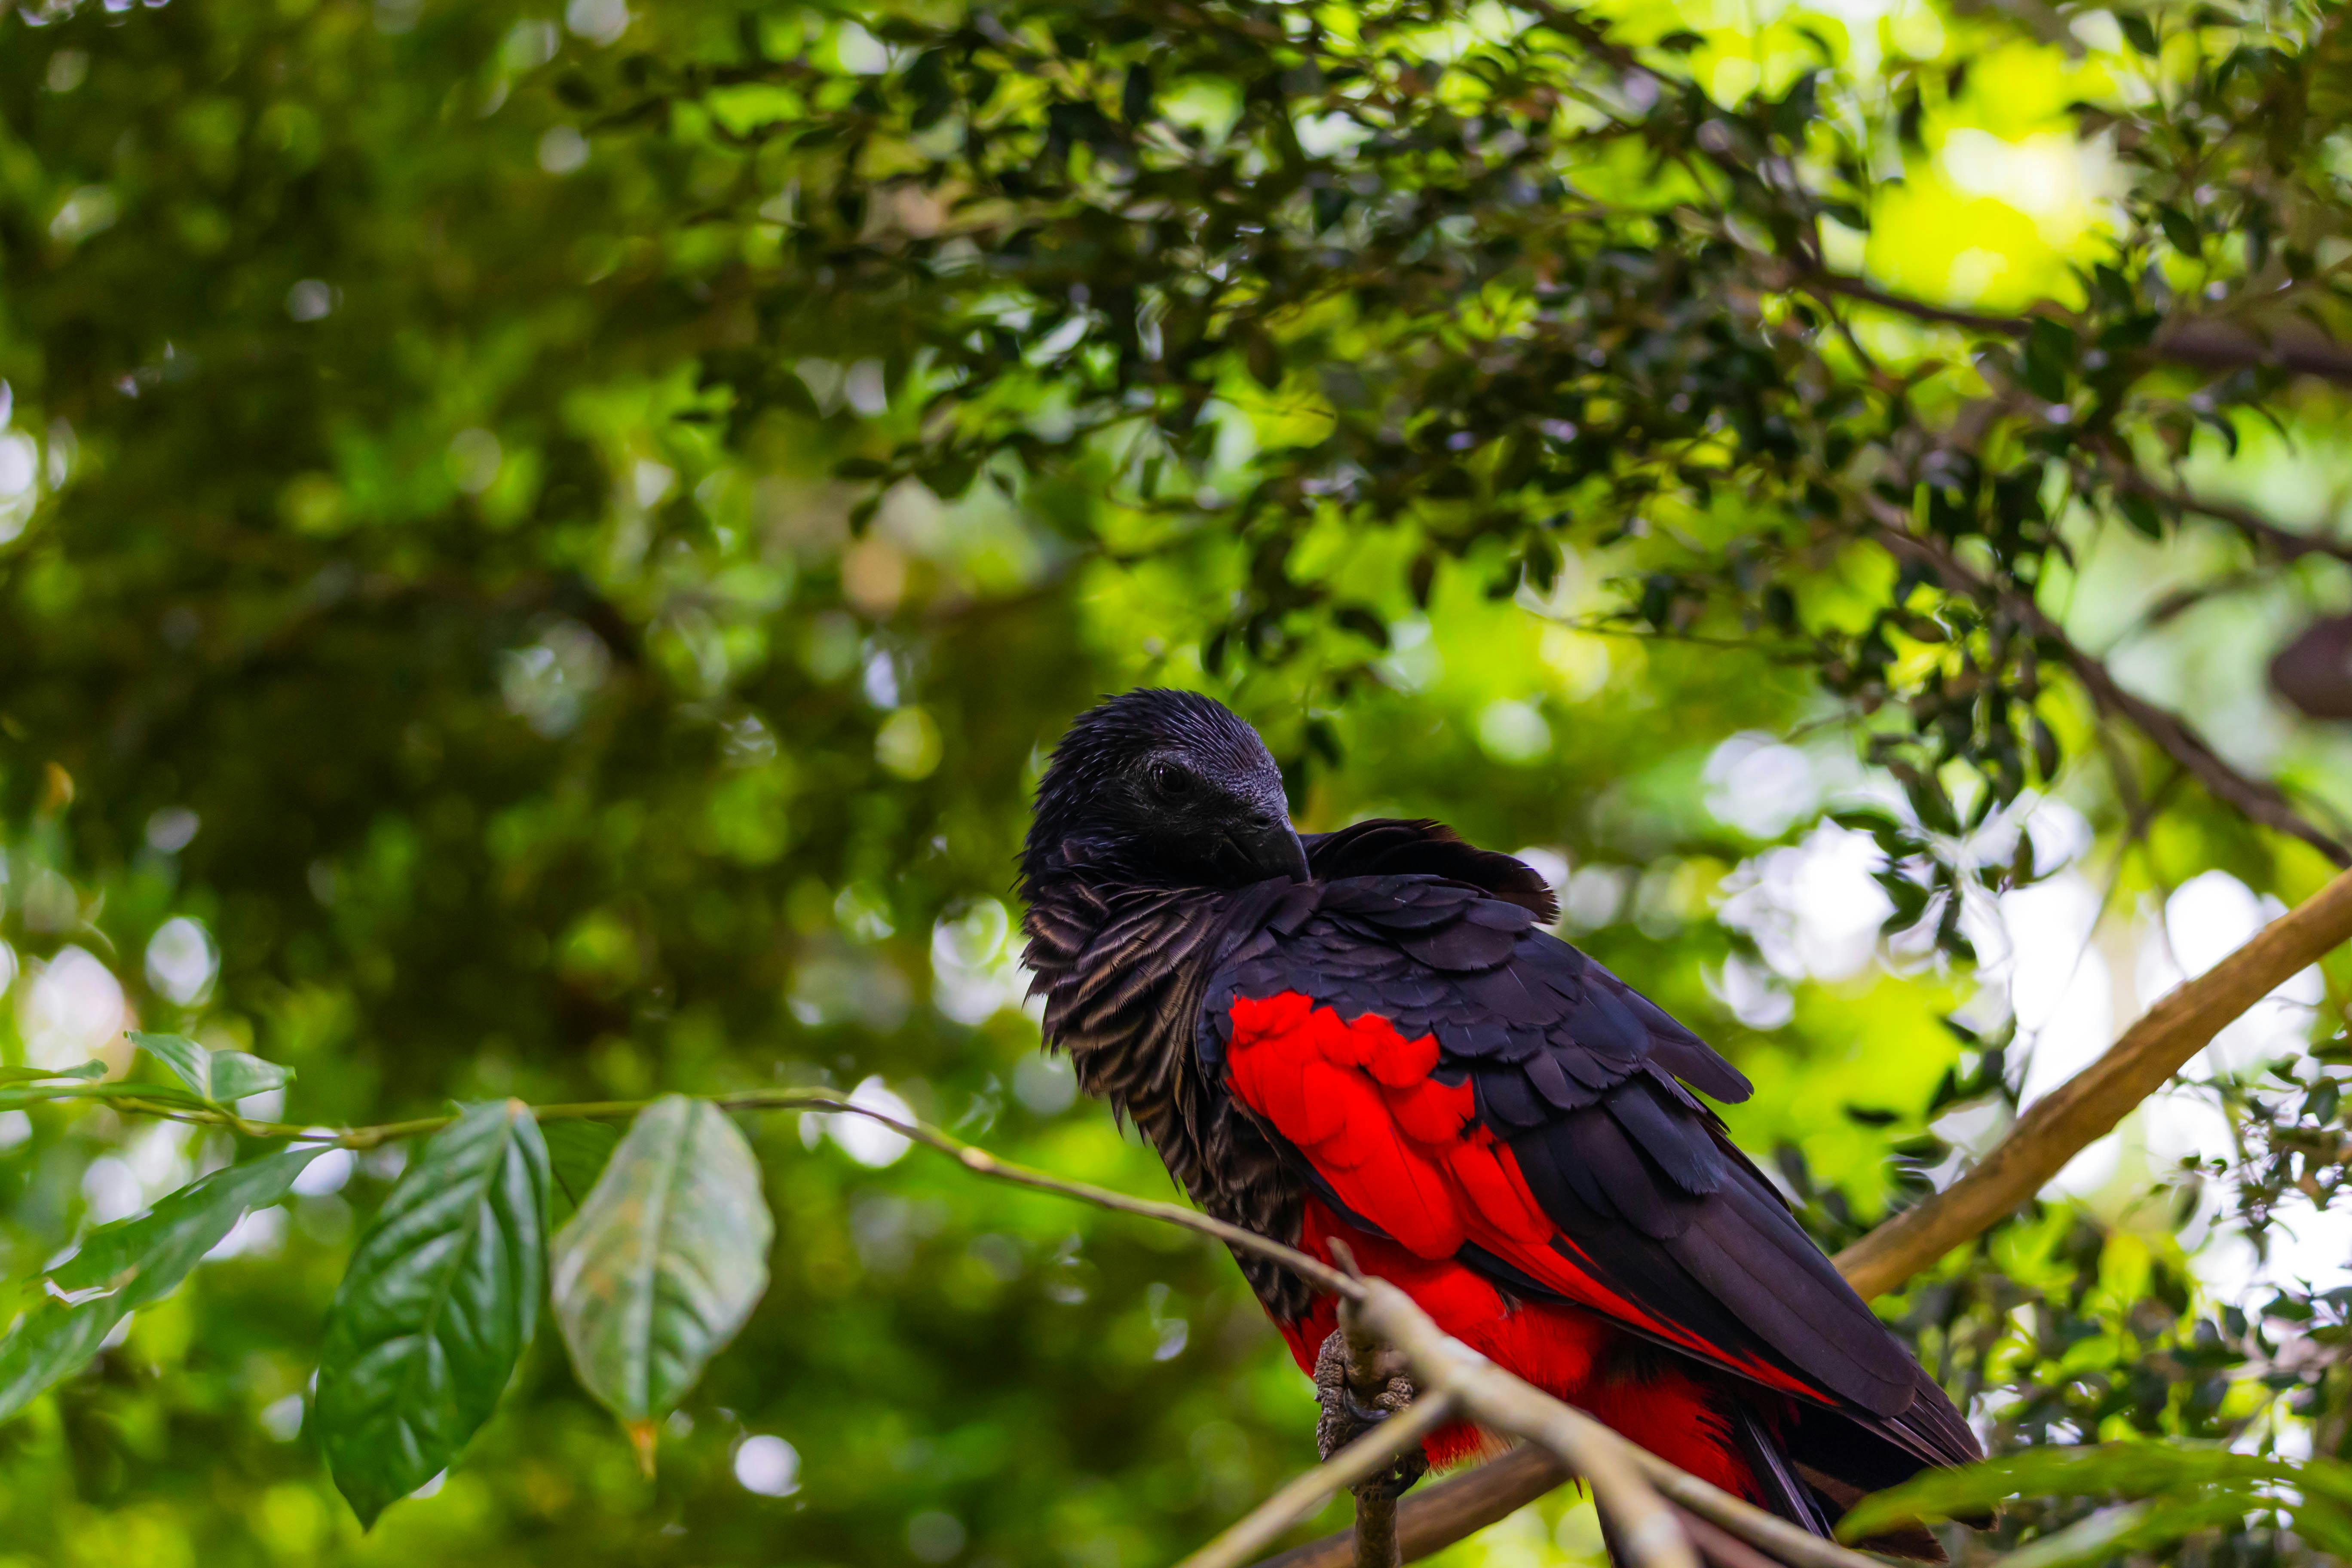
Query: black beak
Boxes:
[{"xmin": 1234, "ymin": 817, "xmax": 1310, "ymax": 884}]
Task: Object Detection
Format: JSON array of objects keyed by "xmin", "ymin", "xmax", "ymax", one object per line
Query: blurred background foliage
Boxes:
[{"xmin": 3, "ymin": 0, "xmax": 2352, "ymax": 1563}]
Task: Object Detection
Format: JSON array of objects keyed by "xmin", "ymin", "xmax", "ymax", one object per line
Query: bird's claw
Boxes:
[{"xmin": 1312, "ymin": 1327, "xmax": 1430, "ymax": 1501}]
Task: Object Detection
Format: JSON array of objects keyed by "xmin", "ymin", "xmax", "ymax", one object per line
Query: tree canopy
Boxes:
[{"xmin": 4, "ymin": 0, "xmax": 2352, "ymax": 1564}]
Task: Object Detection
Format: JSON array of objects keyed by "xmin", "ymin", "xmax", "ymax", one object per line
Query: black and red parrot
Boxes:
[{"xmin": 1019, "ymin": 690, "xmax": 1978, "ymax": 1553}]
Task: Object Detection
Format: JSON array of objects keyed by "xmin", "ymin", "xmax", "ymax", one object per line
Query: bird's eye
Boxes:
[{"xmin": 1152, "ymin": 763, "xmax": 1195, "ymax": 797}]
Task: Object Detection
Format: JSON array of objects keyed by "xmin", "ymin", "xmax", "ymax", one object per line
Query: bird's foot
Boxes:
[{"xmin": 1313, "ymin": 1327, "xmax": 1429, "ymax": 1501}]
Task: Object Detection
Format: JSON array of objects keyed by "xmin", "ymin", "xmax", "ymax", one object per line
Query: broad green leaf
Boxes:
[
  {"xmin": 129, "ymin": 1031, "xmax": 293, "ymax": 1106},
  {"xmin": 2279, "ymin": 1494, "xmax": 2352, "ymax": 1559},
  {"xmin": 0, "ymin": 1145, "xmax": 322, "ymax": 1422},
  {"xmin": 312, "ymin": 1101, "xmax": 549, "ymax": 1527},
  {"xmin": 1840, "ymin": 1442, "xmax": 2352, "ymax": 1541},
  {"xmin": 543, "ymin": 1118, "xmax": 623, "ymax": 1213},
  {"xmin": 0, "ymin": 1061, "xmax": 106, "ymax": 1086},
  {"xmin": 1998, "ymin": 1503, "xmax": 2155, "ymax": 1568},
  {"xmin": 208, "ymin": 1051, "xmax": 294, "ymax": 1104},
  {"xmin": 2002, "ymin": 1497, "xmax": 2282, "ymax": 1568},
  {"xmin": 551, "ymin": 1096, "xmax": 771, "ymax": 1464},
  {"xmin": 128, "ymin": 1032, "xmax": 215, "ymax": 1096},
  {"xmin": 0, "ymin": 1295, "xmax": 125, "ymax": 1426}
]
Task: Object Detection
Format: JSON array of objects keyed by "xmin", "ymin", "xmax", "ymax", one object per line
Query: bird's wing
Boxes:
[
  {"xmin": 1200, "ymin": 871, "xmax": 1978, "ymax": 1469},
  {"xmin": 1301, "ymin": 817, "xmax": 1560, "ymax": 920}
]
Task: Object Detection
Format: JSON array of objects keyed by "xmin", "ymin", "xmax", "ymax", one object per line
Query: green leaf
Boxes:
[
  {"xmin": 0, "ymin": 1145, "xmax": 322, "ymax": 1422},
  {"xmin": 210, "ymin": 1052, "xmax": 293, "ymax": 1104},
  {"xmin": 2157, "ymin": 203, "xmax": 2202, "ymax": 257},
  {"xmin": 313, "ymin": 1101, "xmax": 550, "ymax": 1526},
  {"xmin": 551, "ymin": 1096, "xmax": 772, "ymax": 1467},
  {"xmin": 1838, "ymin": 1442, "xmax": 2352, "ymax": 1541},
  {"xmin": 2003, "ymin": 1496, "xmax": 2291, "ymax": 1568},
  {"xmin": 2116, "ymin": 491, "xmax": 2164, "ymax": 539},
  {"xmin": 2021, "ymin": 317, "xmax": 2075, "ymax": 403},
  {"xmin": 2001, "ymin": 1503, "xmax": 2156, "ymax": 1568},
  {"xmin": 129, "ymin": 1031, "xmax": 293, "ymax": 1106},
  {"xmin": 0, "ymin": 1060, "xmax": 106, "ymax": 1086},
  {"xmin": 129, "ymin": 1032, "xmax": 212, "ymax": 1094},
  {"xmin": 0, "ymin": 1292, "xmax": 125, "ymax": 1427},
  {"xmin": 1242, "ymin": 327, "xmax": 1282, "ymax": 390},
  {"xmin": 543, "ymin": 1118, "xmax": 623, "ymax": 1212}
]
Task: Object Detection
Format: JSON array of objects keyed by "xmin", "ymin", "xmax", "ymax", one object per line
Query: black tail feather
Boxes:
[{"xmin": 1732, "ymin": 1403, "xmax": 1836, "ymax": 1537}]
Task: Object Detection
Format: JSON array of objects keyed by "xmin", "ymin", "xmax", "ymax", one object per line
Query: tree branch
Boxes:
[
  {"xmin": 1862, "ymin": 501, "xmax": 2352, "ymax": 866},
  {"xmin": 1835, "ymin": 861, "xmax": 2352, "ymax": 1296},
  {"xmin": 2100, "ymin": 461, "xmax": 2352, "ymax": 570},
  {"xmin": 821, "ymin": 1131, "xmax": 1877, "ymax": 1568},
  {"xmin": 1787, "ymin": 270, "xmax": 2352, "ymax": 388},
  {"xmin": 1792, "ymin": 273, "xmax": 2030, "ymax": 337},
  {"xmin": 1352, "ymin": 1487, "xmax": 1398, "ymax": 1568},
  {"xmin": 2153, "ymin": 317, "xmax": 2352, "ymax": 387},
  {"xmin": 765, "ymin": 1106, "xmax": 1724, "ymax": 1568},
  {"xmin": 1251, "ymin": 1449, "xmax": 1570, "ymax": 1568},
  {"xmin": 1347, "ymin": 1280, "xmax": 1706, "ymax": 1568},
  {"xmin": 1175, "ymin": 1393, "xmax": 1463, "ymax": 1568}
]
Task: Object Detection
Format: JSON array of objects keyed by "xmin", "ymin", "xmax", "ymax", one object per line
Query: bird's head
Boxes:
[{"xmin": 1023, "ymin": 689, "xmax": 1309, "ymax": 891}]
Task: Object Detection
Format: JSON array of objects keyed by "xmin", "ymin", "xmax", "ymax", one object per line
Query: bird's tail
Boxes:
[
  {"xmin": 1732, "ymin": 1404, "xmax": 1838, "ymax": 1538},
  {"xmin": 1728, "ymin": 1404, "xmax": 1951, "ymax": 1566},
  {"xmin": 1599, "ymin": 1408, "xmax": 1853, "ymax": 1568}
]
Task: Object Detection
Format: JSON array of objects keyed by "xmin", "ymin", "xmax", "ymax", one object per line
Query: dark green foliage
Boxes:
[{"xmin": 3, "ymin": 0, "xmax": 2352, "ymax": 1563}]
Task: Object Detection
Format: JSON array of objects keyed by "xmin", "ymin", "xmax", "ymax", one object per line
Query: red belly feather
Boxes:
[
  {"xmin": 1271, "ymin": 1197, "xmax": 1761, "ymax": 1492},
  {"xmin": 1226, "ymin": 992, "xmax": 1773, "ymax": 1496}
]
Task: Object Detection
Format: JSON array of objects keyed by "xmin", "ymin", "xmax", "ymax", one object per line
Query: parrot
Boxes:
[{"xmin": 1017, "ymin": 689, "xmax": 1978, "ymax": 1556}]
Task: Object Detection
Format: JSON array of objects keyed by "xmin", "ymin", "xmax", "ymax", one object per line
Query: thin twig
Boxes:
[
  {"xmin": 1174, "ymin": 1394, "xmax": 1462, "ymax": 1568},
  {"xmin": 2101, "ymin": 460, "xmax": 2352, "ymax": 569},
  {"xmin": 1789, "ymin": 272, "xmax": 2033, "ymax": 337},
  {"xmin": 1347, "ymin": 1280, "xmax": 1706, "ymax": 1568},
  {"xmin": 49, "ymin": 1076, "xmax": 1731, "ymax": 1568},
  {"xmin": 1672, "ymin": 1504, "xmax": 1791, "ymax": 1568},
  {"xmin": 1251, "ymin": 1448, "xmax": 1568, "ymax": 1568},
  {"xmin": 883, "ymin": 1139, "xmax": 1710, "ymax": 1568},
  {"xmin": 89, "ymin": 1084, "xmax": 1369, "ymax": 1289},
  {"xmin": 2153, "ymin": 316, "xmax": 2352, "ymax": 388},
  {"xmin": 1783, "ymin": 270, "xmax": 2352, "ymax": 389}
]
